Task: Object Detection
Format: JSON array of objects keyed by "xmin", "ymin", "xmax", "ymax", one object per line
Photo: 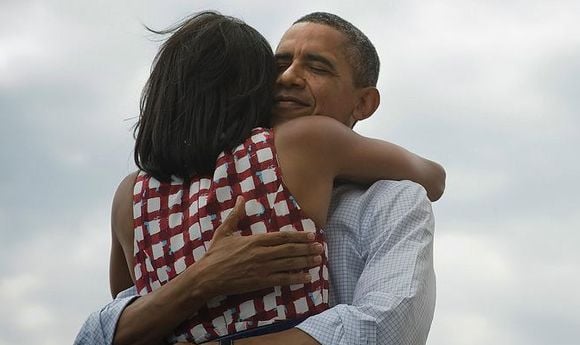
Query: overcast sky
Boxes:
[{"xmin": 1, "ymin": 1, "xmax": 579, "ymax": 344}]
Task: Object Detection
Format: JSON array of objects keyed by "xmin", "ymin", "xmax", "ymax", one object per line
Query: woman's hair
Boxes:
[{"xmin": 134, "ymin": 11, "xmax": 276, "ymax": 182}]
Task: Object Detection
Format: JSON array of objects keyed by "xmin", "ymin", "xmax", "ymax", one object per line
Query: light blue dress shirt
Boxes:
[{"xmin": 74, "ymin": 180, "xmax": 436, "ymax": 345}]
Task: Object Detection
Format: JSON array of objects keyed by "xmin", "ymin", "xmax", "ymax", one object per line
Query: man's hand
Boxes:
[
  {"xmin": 194, "ymin": 196, "xmax": 323, "ymax": 298},
  {"xmin": 114, "ymin": 196, "xmax": 322, "ymax": 345}
]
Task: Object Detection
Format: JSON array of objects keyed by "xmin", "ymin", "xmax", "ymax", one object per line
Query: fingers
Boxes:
[
  {"xmin": 265, "ymin": 255, "xmax": 323, "ymax": 273},
  {"xmin": 255, "ymin": 230, "xmax": 317, "ymax": 246},
  {"xmin": 265, "ymin": 272, "xmax": 313, "ymax": 286},
  {"xmin": 262, "ymin": 242, "xmax": 324, "ymax": 260},
  {"xmin": 212, "ymin": 196, "xmax": 245, "ymax": 241}
]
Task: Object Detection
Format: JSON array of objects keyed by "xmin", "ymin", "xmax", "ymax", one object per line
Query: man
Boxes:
[{"xmin": 75, "ymin": 12, "xmax": 438, "ymax": 345}]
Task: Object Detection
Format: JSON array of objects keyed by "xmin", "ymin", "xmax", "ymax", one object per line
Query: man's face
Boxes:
[{"xmin": 273, "ymin": 22, "xmax": 360, "ymax": 127}]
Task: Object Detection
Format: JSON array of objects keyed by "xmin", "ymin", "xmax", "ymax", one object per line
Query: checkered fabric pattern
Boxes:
[{"xmin": 132, "ymin": 128, "xmax": 329, "ymax": 343}]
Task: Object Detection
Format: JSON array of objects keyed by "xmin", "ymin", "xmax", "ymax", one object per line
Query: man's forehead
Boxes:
[
  {"xmin": 275, "ymin": 23, "xmax": 349, "ymax": 65},
  {"xmin": 276, "ymin": 22, "xmax": 346, "ymax": 52}
]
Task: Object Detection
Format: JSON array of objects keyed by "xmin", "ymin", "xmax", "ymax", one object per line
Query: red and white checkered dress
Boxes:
[{"xmin": 132, "ymin": 128, "xmax": 329, "ymax": 343}]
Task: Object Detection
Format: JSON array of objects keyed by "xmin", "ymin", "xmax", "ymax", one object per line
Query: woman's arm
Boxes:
[
  {"xmin": 109, "ymin": 172, "xmax": 139, "ymax": 297},
  {"xmin": 278, "ymin": 116, "xmax": 446, "ymax": 202},
  {"xmin": 110, "ymin": 230, "xmax": 134, "ymax": 297},
  {"xmin": 334, "ymin": 132, "xmax": 446, "ymax": 202}
]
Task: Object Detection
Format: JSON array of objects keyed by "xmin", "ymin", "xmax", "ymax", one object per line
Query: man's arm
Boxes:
[
  {"xmin": 232, "ymin": 181, "xmax": 436, "ymax": 345},
  {"xmin": 297, "ymin": 181, "xmax": 436, "ymax": 345},
  {"xmin": 73, "ymin": 287, "xmax": 138, "ymax": 345}
]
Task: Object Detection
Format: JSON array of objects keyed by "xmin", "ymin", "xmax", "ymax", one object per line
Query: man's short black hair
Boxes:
[{"xmin": 294, "ymin": 12, "xmax": 380, "ymax": 87}]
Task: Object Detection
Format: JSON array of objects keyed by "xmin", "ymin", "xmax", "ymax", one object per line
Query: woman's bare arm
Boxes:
[
  {"xmin": 278, "ymin": 116, "xmax": 446, "ymax": 202},
  {"xmin": 110, "ymin": 172, "xmax": 139, "ymax": 297}
]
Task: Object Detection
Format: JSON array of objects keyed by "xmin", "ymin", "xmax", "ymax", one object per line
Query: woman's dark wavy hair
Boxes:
[{"xmin": 134, "ymin": 11, "xmax": 276, "ymax": 182}]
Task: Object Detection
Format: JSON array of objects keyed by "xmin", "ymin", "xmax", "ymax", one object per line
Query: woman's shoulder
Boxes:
[
  {"xmin": 274, "ymin": 115, "xmax": 351, "ymax": 148},
  {"xmin": 112, "ymin": 172, "xmax": 139, "ymax": 222},
  {"xmin": 273, "ymin": 116, "xmax": 355, "ymax": 179},
  {"xmin": 115, "ymin": 172, "xmax": 140, "ymax": 199}
]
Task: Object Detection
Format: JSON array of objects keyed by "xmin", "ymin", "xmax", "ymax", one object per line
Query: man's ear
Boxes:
[{"xmin": 353, "ymin": 87, "xmax": 380, "ymax": 122}]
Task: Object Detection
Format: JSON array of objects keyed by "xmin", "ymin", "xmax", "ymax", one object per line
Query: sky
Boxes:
[{"xmin": 1, "ymin": 1, "xmax": 579, "ymax": 344}]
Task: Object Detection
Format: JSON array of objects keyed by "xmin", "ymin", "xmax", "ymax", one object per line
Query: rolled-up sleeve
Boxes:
[
  {"xmin": 296, "ymin": 304, "xmax": 378, "ymax": 344},
  {"xmin": 74, "ymin": 287, "xmax": 139, "ymax": 345},
  {"xmin": 297, "ymin": 181, "xmax": 436, "ymax": 345}
]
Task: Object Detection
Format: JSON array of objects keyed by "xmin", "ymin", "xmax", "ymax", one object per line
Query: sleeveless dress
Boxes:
[{"xmin": 132, "ymin": 128, "xmax": 329, "ymax": 343}]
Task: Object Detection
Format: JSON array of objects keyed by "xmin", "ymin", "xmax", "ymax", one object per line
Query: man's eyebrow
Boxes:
[
  {"xmin": 274, "ymin": 52, "xmax": 336, "ymax": 71},
  {"xmin": 304, "ymin": 53, "xmax": 336, "ymax": 71},
  {"xmin": 274, "ymin": 52, "xmax": 292, "ymax": 61}
]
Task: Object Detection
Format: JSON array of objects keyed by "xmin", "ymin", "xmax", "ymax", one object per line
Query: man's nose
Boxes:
[{"xmin": 276, "ymin": 63, "xmax": 305, "ymax": 88}]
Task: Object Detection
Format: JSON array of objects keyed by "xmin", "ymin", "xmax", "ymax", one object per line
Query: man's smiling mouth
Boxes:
[{"xmin": 274, "ymin": 95, "xmax": 310, "ymax": 107}]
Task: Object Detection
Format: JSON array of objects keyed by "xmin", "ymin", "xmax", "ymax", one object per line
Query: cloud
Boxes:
[
  {"xmin": 432, "ymin": 215, "xmax": 580, "ymax": 345},
  {"xmin": 0, "ymin": 207, "xmax": 111, "ymax": 344},
  {"xmin": 1, "ymin": 1, "xmax": 579, "ymax": 344}
]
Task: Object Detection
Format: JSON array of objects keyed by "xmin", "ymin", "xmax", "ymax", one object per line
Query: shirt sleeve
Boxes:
[
  {"xmin": 73, "ymin": 286, "xmax": 139, "ymax": 345},
  {"xmin": 297, "ymin": 181, "xmax": 436, "ymax": 345},
  {"xmin": 296, "ymin": 304, "xmax": 378, "ymax": 344}
]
